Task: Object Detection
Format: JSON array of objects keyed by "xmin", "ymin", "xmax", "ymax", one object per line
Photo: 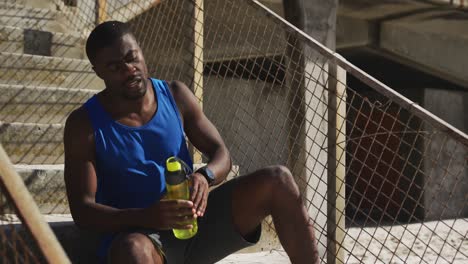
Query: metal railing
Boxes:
[{"xmin": 0, "ymin": 0, "xmax": 466, "ymax": 263}]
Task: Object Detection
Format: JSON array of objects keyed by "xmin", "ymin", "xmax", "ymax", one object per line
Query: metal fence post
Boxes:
[
  {"xmin": 192, "ymin": 0, "xmax": 204, "ymax": 164},
  {"xmin": 96, "ymin": 0, "xmax": 107, "ymax": 25},
  {"xmin": 327, "ymin": 63, "xmax": 346, "ymax": 264},
  {"xmin": 0, "ymin": 145, "xmax": 70, "ymax": 263}
]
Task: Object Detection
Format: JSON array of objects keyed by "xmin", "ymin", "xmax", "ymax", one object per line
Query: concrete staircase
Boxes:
[
  {"xmin": 0, "ymin": 1, "xmax": 103, "ymax": 262},
  {"xmin": 0, "ymin": 0, "xmax": 98, "ymax": 198},
  {"xmin": 337, "ymin": 0, "xmax": 468, "ymax": 89},
  {"xmin": 0, "ymin": 0, "xmax": 285, "ymax": 262}
]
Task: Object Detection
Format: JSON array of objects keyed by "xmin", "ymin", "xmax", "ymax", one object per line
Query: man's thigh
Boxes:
[{"xmin": 161, "ymin": 177, "xmax": 261, "ymax": 264}]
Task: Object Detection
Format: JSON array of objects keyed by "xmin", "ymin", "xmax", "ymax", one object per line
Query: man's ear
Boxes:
[{"xmin": 92, "ymin": 66, "xmax": 104, "ymax": 79}]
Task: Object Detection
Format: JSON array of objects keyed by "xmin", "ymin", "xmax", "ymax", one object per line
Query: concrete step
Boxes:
[
  {"xmin": 0, "ymin": 84, "xmax": 94, "ymax": 124},
  {"xmin": 0, "ymin": 214, "xmax": 282, "ymax": 264},
  {"xmin": 7, "ymin": 0, "xmax": 69, "ymax": 10},
  {"xmin": 0, "ymin": 0, "xmax": 17, "ymax": 4},
  {"xmin": 0, "ymin": 52, "xmax": 104, "ymax": 90},
  {"xmin": 0, "ymin": 122, "xmax": 64, "ymax": 164},
  {"xmin": 107, "ymin": 0, "xmax": 159, "ymax": 23},
  {"xmin": 14, "ymin": 164, "xmax": 69, "ymax": 214},
  {"xmin": 2, "ymin": 164, "xmax": 241, "ymax": 215},
  {"xmin": 0, "ymin": 25, "xmax": 86, "ymax": 59},
  {"xmin": 0, "ymin": 3, "xmax": 74, "ymax": 33},
  {"xmin": 337, "ymin": 0, "xmax": 468, "ymax": 88},
  {"xmin": 203, "ymin": 0, "xmax": 286, "ymax": 63},
  {"xmin": 0, "ymin": 0, "xmax": 65, "ymax": 10},
  {"xmin": 380, "ymin": 9, "xmax": 468, "ymax": 87}
]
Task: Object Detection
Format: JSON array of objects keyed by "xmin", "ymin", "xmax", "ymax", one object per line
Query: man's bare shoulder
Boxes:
[
  {"xmin": 167, "ymin": 80, "xmax": 191, "ymax": 99},
  {"xmin": 64, "ymin": 106, "xmax": 93, "ymax": 144},
  {"xmin": 166, "ymin": 80, "xmax": 198, "ymax": 116}
]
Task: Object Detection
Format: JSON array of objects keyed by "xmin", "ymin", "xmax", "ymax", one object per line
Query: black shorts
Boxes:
[{"xmin": 106, "ymin": 177, "xmax": 262, "ymax": 264}]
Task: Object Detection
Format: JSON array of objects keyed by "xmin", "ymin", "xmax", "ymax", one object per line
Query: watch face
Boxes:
[
  {"xmin": 199, "ymin": 167, "xmax": 215, "ymax": 183},
  {"xmin": 205, "ymin": 167, "xmax": 215, "ymax": 181}
]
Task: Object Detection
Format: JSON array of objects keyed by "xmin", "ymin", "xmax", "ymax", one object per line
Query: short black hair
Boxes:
[{"xmin": 85, "ymin": 21, "xmax": 134, "ymax": 64}]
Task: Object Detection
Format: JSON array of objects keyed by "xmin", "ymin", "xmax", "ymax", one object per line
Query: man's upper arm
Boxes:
[
  {"xmin": 169, "ymin": 81, "xmax": 225, "ymax": 157},
  {"xmin": 168, "ymin": 81, "xmax": 232, "ymax": 184},
  {"xmin": 63, "ymin": 107, "xmax": 97, "ymax": 222}
]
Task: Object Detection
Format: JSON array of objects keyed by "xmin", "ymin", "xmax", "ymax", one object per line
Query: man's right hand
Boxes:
[{"xmin": 142, "ymin": 199, "xmax": 197, "ymax": 230}]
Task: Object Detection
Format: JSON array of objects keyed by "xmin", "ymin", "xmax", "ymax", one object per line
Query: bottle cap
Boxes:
[{"xmin": 166, "ymin": 157, "xmax": 182, "ymax": 172}]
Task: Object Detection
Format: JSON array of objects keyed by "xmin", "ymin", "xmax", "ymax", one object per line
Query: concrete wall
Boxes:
[
  {"xmin": 128, "ymin": 0, "xmax": 194, "ymax": 85},
  {"xmin": 204, "ymin": 77, "xmax": 290, "ymax": 174},
  {"xmin": 202, "ymin": 77, "xmax": 289, "ymax": 252},
  {"xmin": 423, "ymin": 88, "xmax": 468, "ymax": 220},
  {"xmin": 337, "ymin": 0, "xmax": 468, "ymax": 89},
  {"xmin": 342, "ymin": 50, "xmax": 467, "ymax": 221}
]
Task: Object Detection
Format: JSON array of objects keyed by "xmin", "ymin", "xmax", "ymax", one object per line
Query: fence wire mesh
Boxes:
[
  {"xmin": 0, "ymin": 0, "xmax": 466, "ymax": 263},
  {"xmin": 0, "ymin": 192, "xmax": 45, "ymax": 263}
]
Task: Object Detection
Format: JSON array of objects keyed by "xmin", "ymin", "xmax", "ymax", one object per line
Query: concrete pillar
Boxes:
[
  {"xmin": 283, "ymin": 0, "xmax": 342, "ymax": 262},
  {"xmin": 423, "ymin": 88, "xmax": 468, "ymax": 220}
]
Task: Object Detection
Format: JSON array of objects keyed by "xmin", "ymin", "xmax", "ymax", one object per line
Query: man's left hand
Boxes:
[{"xmin": 190, "ymin": 172, "xmax": 209, "ymax": 217}]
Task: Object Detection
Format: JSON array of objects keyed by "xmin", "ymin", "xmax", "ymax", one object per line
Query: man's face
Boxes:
[{"xmin": 93, "ymin": 34, "xmax": 149, "ymax": 100}]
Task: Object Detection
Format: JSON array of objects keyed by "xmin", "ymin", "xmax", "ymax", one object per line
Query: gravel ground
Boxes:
[{"xmin": 218, "ymin": 218, "xmax": 468, "ymax": 264}]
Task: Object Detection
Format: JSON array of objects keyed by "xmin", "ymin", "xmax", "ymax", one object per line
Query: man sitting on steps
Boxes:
[{"xmin": 64, "ymin": 20, "xmax": 319, "ymax": 264}]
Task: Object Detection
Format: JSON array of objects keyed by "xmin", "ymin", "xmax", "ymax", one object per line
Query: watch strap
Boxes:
[{"xmin": 196, "ymin": 166, "xmax": 215, "ymax": 186}]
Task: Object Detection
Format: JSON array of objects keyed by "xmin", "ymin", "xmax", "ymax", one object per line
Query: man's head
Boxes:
[{"xmin": 86, "ymin": 21, "xmax": 149, "ymax": 100}]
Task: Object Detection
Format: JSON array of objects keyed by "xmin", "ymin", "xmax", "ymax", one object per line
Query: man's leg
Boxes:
[
  {"xmin": 232, "ymin": 165, "xmax": 319, "ymax": 264},
  {"xmin": 107, "ymin": 233, "xmax": 164, "ymax": 264}
]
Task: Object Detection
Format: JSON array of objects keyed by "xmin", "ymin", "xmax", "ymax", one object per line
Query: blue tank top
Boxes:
[{"xmin": 84, "ymin": 78, "xmax": 193, "ymax": 209}]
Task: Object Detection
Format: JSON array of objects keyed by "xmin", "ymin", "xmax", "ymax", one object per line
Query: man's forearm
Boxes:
[
  {"xmin": 72, "ymin": 202, "xmax": 146, "ymax": 232},
  {"xmin": 207, "ymin": 147, "xmax": 231, "ymax": 186}
]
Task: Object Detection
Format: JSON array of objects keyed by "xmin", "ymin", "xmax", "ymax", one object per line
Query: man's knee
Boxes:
[
  {"xmin": 108, "ymin": 233, "xmax": 160, "ymax": 263},
  {"xmin": 266, "ymin": 165, "xmax": 300, "ymax": 196}
]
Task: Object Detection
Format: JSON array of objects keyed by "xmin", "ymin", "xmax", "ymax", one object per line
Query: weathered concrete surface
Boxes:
[
  {"xmin": 0, "ymin": 84, "xmax": 94, "ymax": 123},
  {"xmin": 14, "ymin": 0, "xmax": 66, "ymax": 10},
  {"xmin": 218, "ymin": 250, "xmax": 290, "ymax": 264},
  {"xmin": 204, "ymin": 77, "xmax": 290, "ymax": 175},
  {"xmin": 106, "ymin": 0, "xmax": 157, "ymax": 24},
  {"xmin": 0, "ymin": 53, "xmax": 103, "ymax": 90},
  {"xmin": 0, "ymin": 122, "xmax": 64, "ymax": 164},
  {"xmin": 337, "ymin": 0, "xmax": 468, "ymax": 88},
  {"xmin": 127, "ymin": 0, "xmax": 194, "ymax": 85},
  {"xmin": 0, "ymin": 26, "xmax": 85, "ymax": 59},
  {"xmin": 0, "ymin": 163, "xmax": 275, "ymax": 262},
  {"xmin": 2, "ymin": 164, "xmax": 242, "ymax": 215},
  {"xmin": 422, "ymin": 88, "xmax": 468, "ymax": 220},
  {"xmin": 381, "ymin": 9, "xmax": 468, "ymax": 87},
  {"xmin": 0, "ymin": 214, "xmax": 278, "ymax": 264},
  {"xmin": 204, "ymin": 0, "xmax": 286, "ymax": 62},
  {"xmin": 337, "ymin": 0, "xmax": 431, "ymax": 49},
  {"xmin": 0, "ymin": 3, "xmax": 74, "ymax": 33},
  {"xmin": 11, "ymin": 164, "xmax": 69, "ymax": 214},
  {"xmin": 283, "ymin": 0, "xmax": 340, "ymax": 259},
  {"xmin": 4, "ymin": 215, "xmax": 465, "ymax": 263},
  {"xmin": 342, "ymin": 219, "xmax": 468, "ymax": 263}
]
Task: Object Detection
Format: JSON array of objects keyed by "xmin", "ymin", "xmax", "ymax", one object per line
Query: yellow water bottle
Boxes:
[{"xmin": 165, "ymin": 157, "xmax": 198, "ymax": 239}]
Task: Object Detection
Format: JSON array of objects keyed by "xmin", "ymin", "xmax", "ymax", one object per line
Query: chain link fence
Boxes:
[
  {"xmin": 0, "ymin": 195, "xmax": 44, "ymax": 263},
  {"xmin": 0, "ymin": 0, "xmax": 466, "ymax": 263}
]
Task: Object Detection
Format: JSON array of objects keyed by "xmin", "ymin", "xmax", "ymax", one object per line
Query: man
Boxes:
[{"xmin": 64, "ymin": 21, "xmax": 318, "ymax": 264}]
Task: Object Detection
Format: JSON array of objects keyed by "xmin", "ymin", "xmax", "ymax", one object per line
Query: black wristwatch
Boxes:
[{"xmin": 195, "ymin": 166, "xmax": 215, "ymax": 186}]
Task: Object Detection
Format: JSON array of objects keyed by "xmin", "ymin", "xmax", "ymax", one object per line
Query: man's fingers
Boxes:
[
  {"xmin": 199, "ymin": 192, "xmax": 207, "ymax": 216},
  {"xmin": 166, "ymin": 213, "xmax": 197, "ymax": 229},
  {"xmin": 160, "ymin": 199, "xmax": 194, "ymax": 209},
  {"xmin": 190, "ymin": 181, "xmax": 198, "ymax": 201},
  {"xmin": 195, "ymin": 190, "xmax": 208, "ymax": 217},
  {"xmin": 193, "ymin": 182, "xmax": 204, "ymax": 208}
]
